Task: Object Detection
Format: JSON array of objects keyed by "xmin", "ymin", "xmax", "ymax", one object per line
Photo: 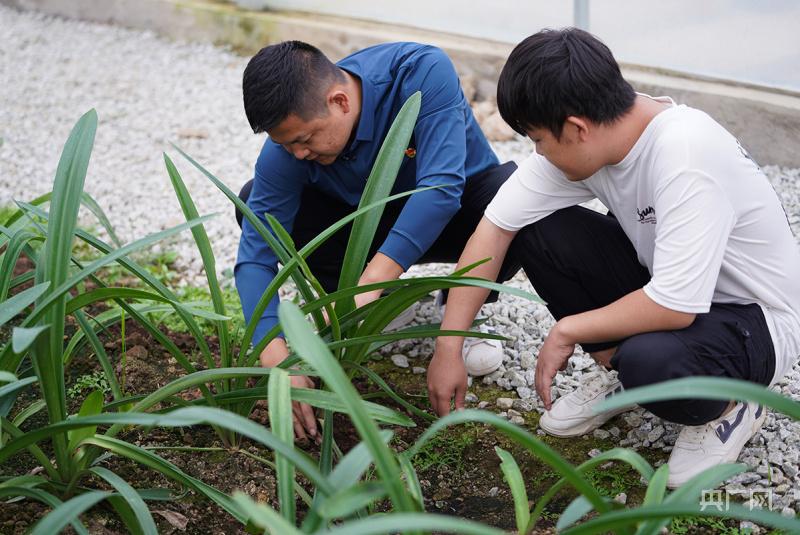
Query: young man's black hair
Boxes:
[
  {"xmin": 496, "ymin": 27, "xmax": 636, "ymax": 138},
  {"xmin": 242, "ymin": 40, "xmax": 345, "ymax": 133}
]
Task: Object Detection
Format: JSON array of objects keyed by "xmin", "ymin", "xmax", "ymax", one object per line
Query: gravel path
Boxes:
[{"xmin": 2, "ymin": 5, "xmax": 799, "ymax": 524}]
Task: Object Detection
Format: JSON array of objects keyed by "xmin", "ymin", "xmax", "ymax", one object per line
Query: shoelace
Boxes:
[
  {"xmin": 463, "ymin": 334, "xmax": 495, "ymax": 351},
  {"xmin": 679, "ymin": 403, "xmax": 747, "ymax": 447},
  {"xmin": 680, "ymin": 423, "xmax": 711, "ymax": 445}
]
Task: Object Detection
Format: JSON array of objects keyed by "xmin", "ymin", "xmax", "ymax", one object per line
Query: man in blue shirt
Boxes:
[{"xmin": 237, "ymin": 40, "xmax": 519, "ymax": 440}]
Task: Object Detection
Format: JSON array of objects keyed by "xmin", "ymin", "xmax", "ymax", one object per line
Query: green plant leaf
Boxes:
[
  {"xmin": 337, "ymin": 92, "xmax": 421, "ymax": 315},
  {"xmin": 268, "ymin": 367, "xmax": 296, "ymax": 524},
  {"xmin": 170, "ymin": 386, "xmax": 412, "ymax": 426},
  {"xmin": 317, "ymin": 482, "xmax": 387, "ymax": 520},
  {"xmin": 79, "ymin": 192, "xmax": 122, "ymax": 247},
  {"xmin": 557, "ymin": 495, "xmax": 609, "ymax": 531},
  {"xmin": 11, "ymin": 399, "xmax": 46, "ymax": 428},
  {"xmin": 0, "ymin": 486, "xmax": 88, "ymax": 535},
  {"xmin": 0, "ymin": 230, "xmax": 43, "ymax": 302},
  {"xmin": 34, "ymin": 109, "xmax": 98, "ymax": 478},
  {"xmin": 0, "ymin": 474, "xmax": 48, "ymax": 489},
  {"xmin": 635, "ymin": 463, "xmax": 746, "ymax": 535},
  {"xmin": 163, "ymin": 154, "xmax": 231, "ymax": 370},
  {"xmin": 643, "ymin": 464, "xmax": 670, "ymax": 506},
  {"xmin": 342, "ymin": 361, "xmax": 434, "ymax": 422},
  {"xmin": 596, "ymin": 377, "xmax": 800, "ymax": 420},
  {"xmin": 0, "ymin": 282, "xmax": 49, "ymax": 327},
  {"xmin": 30, "ymin": 490, "xmax": 111, "ymax": 535},
  {"xmin": 89, "ymin": 466, "xmax": 158, "ymax": 535},
  {"xmin": 232, "ymin": 492, "xmax": 304, "ymax": 535},
  {"xmin": 303, "ymin": 512, "xmax": 508, "ymax": 534},
  {"xmin": 560, "ymin": 503, "xmax": 800, "ymax": 535},
  {"xmin": 67, "ymin": 389, "xmax": 105, "ymax": 453},
  {"xmin": 0, "ymin": 371, "xmax": 17, "ymax": 383},
  {"xmin": 278, "ymin": 302, "xmax": 415, "ymax": 513},
  {"xmin": 528, "ymin": 447, "xmax": 654, "ymax": 531},
  {"xmin": 84, "ymin": 435, "xmax": 244, "ymax": 523},
  {"xmin": 634, "ymin": 465, "xmax": 671, "ymax": 535},
  {"xmin": 66, "ymin": 287, "xmax": 230, "ymax": 321},
  {"xmin": 11, "ymin": 325, "xmax": 49, "ymax": 354},
  {"xmin": 495, "ymin": 446, "xmax": 530, "ymax": 533},
  {"xmin": 405, "ymin": 410, "xmax": 610, "ymax": 517},
  {"xmin": 398, "ymin": 453, "xmax": 424, "ymax": 509},
  {"xmin": 0, "ymin": 408, "xmax": 332, "ymax": 495},
  {"xmin": 0, "ymin": 416, "xmax": 59, "ymax": 480},
  {"xmin": 329, "ymin": 430, "xmax": 393, "ymax": 489},
  {"xmin": 300, "ymin": 430, "xmax": 394, "ymax": 533},
  {"xmin": 0, "ymin": 376, "xmax": 37, "ymax": 402}
]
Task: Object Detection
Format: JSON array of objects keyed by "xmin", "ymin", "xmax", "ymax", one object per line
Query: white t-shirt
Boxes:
[{"xmin": 485, "ymin": 97, "xmax": 800, "ymax": 384}]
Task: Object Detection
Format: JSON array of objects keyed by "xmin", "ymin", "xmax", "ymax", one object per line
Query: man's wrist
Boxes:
[
  {"xmin": 260, "ymin": 337, "xmax": 289, "ymax": 367},
  {"xmin": 360, "ymin": 252, "xmax": 404, "ymax": 284},
  {"xmin": 552, "ymin": 316, "xmax": 578, "ymax": 345},
  {"xmin": 435, "ymin": 336, "xmax": 464, "ymax": 356}
]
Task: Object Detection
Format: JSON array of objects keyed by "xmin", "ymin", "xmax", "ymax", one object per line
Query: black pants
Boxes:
[
  {"xmin": 513, "ymin": 206, "xmax": 776, "ymax": 425},
  {"xmin": 236, "ymin": 161, "xmax": 521, "ymax": 298}
]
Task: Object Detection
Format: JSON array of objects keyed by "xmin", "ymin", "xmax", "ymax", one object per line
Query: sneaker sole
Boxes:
[{"xmin": 539, "ymin": 406, "xmax": 632, "ymax": 438}]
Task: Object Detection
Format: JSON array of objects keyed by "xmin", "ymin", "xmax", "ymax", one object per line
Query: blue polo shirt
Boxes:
[{"xmin": 236, "ymin": 42, "xmax": 498, "ymax": 344}]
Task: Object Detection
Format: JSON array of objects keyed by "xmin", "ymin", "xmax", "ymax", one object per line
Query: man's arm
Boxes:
[
  {"xmin": 536, "ymin": 289, "xmax": 695, "ymax": 409},
  {"xmin": 376, "ymin": 48, "xmax": 474, "ymax": 272},
  {"xmin": 236, "ymin": 143, "xmax": 320, "ymax": 440},
  {"xmin": 428, "ymin": 217, "xmax": 517, "ymax": 415},
  {"xmin": 353, "ymin": 252, "xmax": 406, "ymax": 308}
]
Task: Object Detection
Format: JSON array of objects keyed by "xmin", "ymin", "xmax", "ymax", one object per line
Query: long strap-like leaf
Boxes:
[{"xmin": 336, "ymin": 92, "xmax": 421, "ymax": 317}]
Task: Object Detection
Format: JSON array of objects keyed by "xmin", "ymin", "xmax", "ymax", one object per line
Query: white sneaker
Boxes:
[
  {"xmin": 435, "ymin": 291, "xmax": 503, "ymax": 377},
  {"xmin": 539, "ymin": 368, "xmax": 633, "ymax": 437},
  {"xmin": 667, "ymin": 402, "xmax": 765, "ymax": 489},
  {"xmin": 383, "ymin": 302, "xmax": 418, "ymax": 332},
  {"xmin": 462, "ymin": 336, "xmax": 503, "ymax": 377}
]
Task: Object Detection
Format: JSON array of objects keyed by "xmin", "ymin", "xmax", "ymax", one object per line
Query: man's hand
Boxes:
[
  {"xmin": 428, "ymin": 340, "xmax": 468, "ymax": 416},
  {"xmin": 288, "ymin": 373, "xmax": 318, "ymax": 442},
  {"xmin": 534, "ymin": 322, "xmax": 575, "ymax": 410},
  {"xmin": 260, "ymin": 338, "xmax": 318, "ymax": 442}
]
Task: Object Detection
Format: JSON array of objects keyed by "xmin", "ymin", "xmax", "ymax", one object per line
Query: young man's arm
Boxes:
[
  {"xmin": 537, "ymin": 169, "xmax": 736, "ymax": 409},
  {"xmin": 428, "ymin": 217, "xmax": 517, "ymax": 415},
  {"xmin": 535, "ymin": 289, "xmax": 695, "ymax": 409}
]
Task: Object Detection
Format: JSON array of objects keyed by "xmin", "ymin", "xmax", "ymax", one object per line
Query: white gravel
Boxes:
[
  {"xmin": 0, "ymin": 5, "xmax": 262, "ymax": 286},
  {"xmin": 2, "ymin": 5, "xmax": 800, "ymax": 518}
]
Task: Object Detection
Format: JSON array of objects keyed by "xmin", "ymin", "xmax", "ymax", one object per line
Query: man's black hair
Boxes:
[
  {"xmin": 243, "ymin": 40, "xmax": 345, "ymax": 133},
  {"xmin": 497, "ymin": 28, "xmax": 636, "ymax": 138}
]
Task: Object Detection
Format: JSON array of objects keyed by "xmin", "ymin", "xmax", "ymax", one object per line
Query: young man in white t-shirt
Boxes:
[{"xmin": 426, "ymin": 28, "xmax": 800, "ymax": 487}]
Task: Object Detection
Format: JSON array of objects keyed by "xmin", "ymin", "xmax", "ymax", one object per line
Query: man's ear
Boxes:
[
  {"xmin": 329, "ymin": 90, "xmax": 351, "ymax": 114},
  {"xmin": 565, "ymin": 116, "xmax": 591, "ymax": 141}
]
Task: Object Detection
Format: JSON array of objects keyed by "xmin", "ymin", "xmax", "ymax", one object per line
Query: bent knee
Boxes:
[{"xmin": 614, "ymin": 332, "xmax": 691, "ymax": 389}]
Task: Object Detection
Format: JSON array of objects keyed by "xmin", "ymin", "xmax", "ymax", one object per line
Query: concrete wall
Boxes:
[{"xmin": 4, "ymin": 0, "xmax": 800, "ymax": 167}]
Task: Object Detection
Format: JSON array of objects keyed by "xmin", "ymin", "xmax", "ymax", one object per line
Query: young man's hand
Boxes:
[
  {"xmin": 260, "ymin": 338, "xmax": 319, "ymax": 442},
  {"xmin": 427, "ymin": 341, "xmax": 468, "ymax": 416},
  {"xmin": 534, "ymin": 321, "xmax": 575, "ymax": 410},
  {"xmin": 425, "ymin": 217, "xmax": 516, "ymax": 417}
]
